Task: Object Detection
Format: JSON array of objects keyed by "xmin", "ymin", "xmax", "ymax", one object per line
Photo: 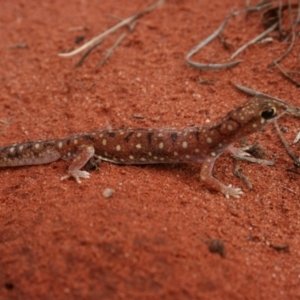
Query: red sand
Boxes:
[{"xmin": 1, "ymin": 0, "xmax": 300, "ymax": 299}]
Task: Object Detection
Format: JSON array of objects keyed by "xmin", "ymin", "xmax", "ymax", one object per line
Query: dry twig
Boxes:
[
  {"xmin": 185, "ymin": 14, "xmax": 242, "ymax": 70},
  {"xmin": 293, "ymin": 131, "xmax": 300, "ymax": 144},
  {"xmin": 75, "ymin": 40, "xmax": 104, "ymax": 67},
  {"xmin": 274, "ymin": 61, "xmax": 300, "ymax": 87},
  {"xmin": 98, "ymin": 33, "xmax": 127, "ymax": 66},
  {"xmin": 232, "ymin": 154, "xmax": 274, "ymax": 166},
  {"xmin": 59, "ymin": 0, "xmax": 164, "ymax": 58},
  {"xmin": 6, "ymin": 43, "xmax": 27, "ymax": 49},
  {"xmin": 274, "ymin": 119, "xmax": 300, "ymax": 167},
  {"xmin": 234, "ymin": 164, "xmax": 253, "ymax": 189},
  {"xmin": 231, "ymin": 22, "xmax": 278, "ymax": 59},
  {"xmin": 270, "ymin": 29, "xmax": 296, "ymax": 66},
  {"xmin": 234, "ymin": 84, "xmax": 284, "ymax": 100}
]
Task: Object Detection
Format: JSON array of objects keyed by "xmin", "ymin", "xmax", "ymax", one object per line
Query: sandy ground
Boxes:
[{"xmin": 1, "ymin": 0, "xmax": 300, "ymax": 299}]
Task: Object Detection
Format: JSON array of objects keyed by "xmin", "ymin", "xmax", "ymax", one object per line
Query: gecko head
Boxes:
[
  {"xmin": 219, "ymin": 96, "xmax": 293, "ymax": 140},
  {"xmin": 257, "ymin": 97, "xmax": 291, "ymax": 122},
  {"xmin": 231, "ymin": 96, "xmax": 291, "ymax": 126}
]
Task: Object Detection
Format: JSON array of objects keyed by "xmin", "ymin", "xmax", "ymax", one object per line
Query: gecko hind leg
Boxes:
[{"xmin": 61, "ymin": 145, "xmax": 95, "ymax": 183}]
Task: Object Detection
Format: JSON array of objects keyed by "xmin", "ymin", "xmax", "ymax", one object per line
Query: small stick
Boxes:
[
  {"xmin": 232, "ymin": 155, "xmax": 274, "ymax": 166},
  {"xmin": 98, "ymin": 33, "xmax": 127, "ymax": 66},
  {"xmin": 294, "ymin": 0, "xmax": 300, "ymax": 26},
  {"xmin": 185, "ymin": 13, "xmax": 243, "ymax": 70},
  {"xmin": 269, "ymin": 242, "xmax": 290, "ymax": 251},
  {"xmin": 231, "ymin": 22, "xmax": 278, "ymax": 59},
  {"xmin": 279, "ymin": 185, "xmax": 296, "ymax": 194},
  {"xmin": 277, "ymin": 0, "xmax": 283, "ymax": 38},
  {"xmin": 198, "ymin": 77, "xmax": 215, "ymax": 85},
  {"xmin": 108, "ymin": 14, "xmax": 137, "ymax": 31},
  {"xmin": 286, "ymin": 168, "xmax": 300, "ymax": 175},
  {"xmin": 274, "ymin": 62, "xmax": 300, "ymax": 87},
  {"xmin": 233, "ymin": 2, "xmax": 273, "ymax": 16},
  {"xmin": 274, "ymin": 119, "xmax": 300, "ymax": 166},
  {"xmin": 234, "ymin": 164, "xmax": 253, "ymax": 189},
  {"xmin": 293, "ymin": 131, "xmax": 300, "ymax": 144},
  {"xmin": 6, "ymin": 43, "xmax": 28, "ymax": 49},
  {"xmin": 59, "ymin": 0, "xmax": 164, "ymax": 58},
  {"xmin": 234, "ymin": 84, "xmax": 285, "ymax": 101},
  {"xmin": 75, "ymin": 39, "xmax": 104, "ymax": 68},
  {"xmin": 269, "ymin": 23, "xmax": 296, "ymax": 67},
  {"xmin": 132, "ymin": 114, "xmax": 145, "ymax": 119}
]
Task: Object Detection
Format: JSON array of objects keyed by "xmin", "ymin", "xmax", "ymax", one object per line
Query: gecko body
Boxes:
[{"xmin": 0, "ymin": 96, "xmax": 297, "ymax": 198}]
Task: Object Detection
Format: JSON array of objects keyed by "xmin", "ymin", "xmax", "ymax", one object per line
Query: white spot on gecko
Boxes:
[{"xmin": 182, "ymin": 141, "xmax": 188, "ymax": 149}]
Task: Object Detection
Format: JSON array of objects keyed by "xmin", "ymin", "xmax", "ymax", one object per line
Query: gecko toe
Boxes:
[
  {"xmin": 61, "ymin": 174, "xmax": 70, "ymax": 181},
  {"xmin": 61, "ymin": 170, "xmax": 90, "ymax": 183},
  {"xmin": 224, "ymin": 184, "xmax": 243, "ymax": 198}
]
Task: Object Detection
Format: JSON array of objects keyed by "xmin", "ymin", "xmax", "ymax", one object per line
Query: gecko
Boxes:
[{"xmin": 0, "ymin": 96, "xmax": 297, "ymax": 198}]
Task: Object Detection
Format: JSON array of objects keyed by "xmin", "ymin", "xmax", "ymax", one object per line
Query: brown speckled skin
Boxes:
[{"xmin": 0, "ymin": 96, "xmax": 296, "ymax": 197}]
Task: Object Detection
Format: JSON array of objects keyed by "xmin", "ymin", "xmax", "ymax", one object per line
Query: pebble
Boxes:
[{"xmin": 102, "ymin": 188, "xmax": 115, "ymax": 199}]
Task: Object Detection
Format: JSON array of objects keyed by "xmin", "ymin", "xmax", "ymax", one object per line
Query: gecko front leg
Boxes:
[
  {"xmin": 61, "ymin": 145, "xmax": 95, "ymax": 183},
  {"xmin": 200, "ymin": 156, "xmax": 243, "ymax": 198}
]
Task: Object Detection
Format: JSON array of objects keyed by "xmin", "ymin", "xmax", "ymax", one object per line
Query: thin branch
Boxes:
[
  {"xmin": 279, "ymin": 184, "xmax": 297, "ymax": 194},
  {"xmin": 274, "ymin": 119, "xmax": 300, "ymax": 166},
  {"xmin": 232, "ymin": 155, "xmax": 274, "ymax": 166},
  {"xmin": 274, "ymin": 61, "xmax": 300, "ymax": 87},
  {"xmin": 277, "ymin": 0, "xmax": 283, "ymax": 37},
  {"xmin": 234, "ymin": 164, "xmax": 253, "ymax": 189},
  {"xmin": 269, "ymin": 21, "xmax": 296, "ymax": 66},
  {"xmin": 286, "ymin": 168, "xmax": 300, "ymax": 175},
  {"xmin": 294, "ymin": 0, "xmax": 300, "ymax": 26},
  {"xmin": 6, "ymin": 43, "xmax": 28, "ymax": 49},
  {"xmin": 293, "ymin": 131, "xmax": 300, "ymax": 144},
  {"xmin": 234, "ymin": 84, "xmax": 284, "ymax": 100},
  {"xmin": 185, "ymin": 13, "xmax": 242, "ymax": 70},
  {"xmin": 233, "ymin": 1, "xmax": 273, "ymax": 16},
  {"xmin": 59, "ymin": 0, "xmax": 164, "ymax": 58},
  {"xmin": 231, "ymin": 22, "xmax": 278, "ymax": 59},
  {"xmin": 75, "ymin": 39, "xmax": 104, "ymax": 67},
  {"xmin": 98, "ymin": 33, "xmax": 127, "ymax": 66}
]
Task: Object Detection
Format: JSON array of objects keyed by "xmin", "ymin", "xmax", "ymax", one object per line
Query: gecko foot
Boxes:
[
  {"xmin": 224, "ymin": 184, "xmax": 243, "ymax": 199},
  {"xmin": 228, "ymin": 145, "xmax": 251, "ymax": 158},
  {"xmin": 61, "ymin": 170, "xmax": 90, "ymax": 183}
]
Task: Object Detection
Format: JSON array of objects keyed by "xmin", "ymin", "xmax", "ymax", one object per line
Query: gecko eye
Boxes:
[{"xmin": 261, "ymin": 107, "xmax": 276, "ymax": 119}]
